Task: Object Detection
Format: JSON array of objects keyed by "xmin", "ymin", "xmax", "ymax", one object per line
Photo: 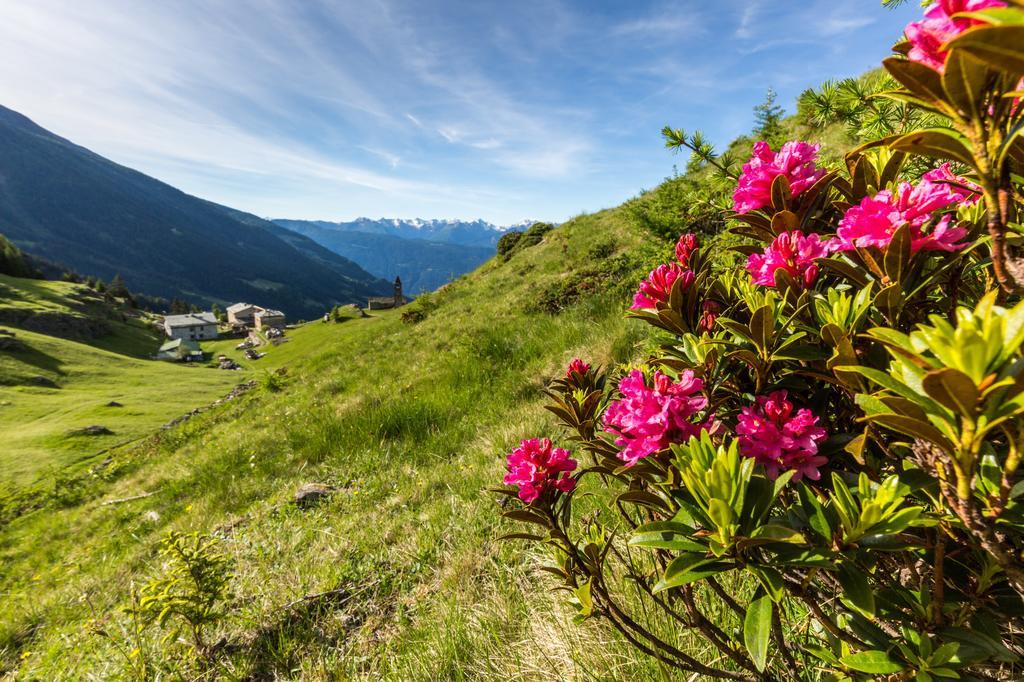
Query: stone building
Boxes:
[{"xmin": 367, "ymin": 276, "xmax": 406, "ymax": 310}]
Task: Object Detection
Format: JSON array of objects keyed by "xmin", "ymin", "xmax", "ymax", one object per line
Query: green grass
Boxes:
[
  {"xmin": 0, "ymin": 327, "xmax": 241, "ymax": 485},
  {"xmin": 0, "ymin": 207, "xmax": 690, "ymax": 680},
  {"xmin": 0, "ymin": 273, "xmax": 249, "ymax": 486}
]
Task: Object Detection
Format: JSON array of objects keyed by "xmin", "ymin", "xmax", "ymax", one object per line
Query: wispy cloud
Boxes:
[{"xmin": 0, "ymin": 0, "xmax": 923, "ymax": 223}]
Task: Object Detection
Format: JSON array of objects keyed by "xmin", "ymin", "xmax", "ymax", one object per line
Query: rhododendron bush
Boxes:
[{"xmin": 495, "ymin": 4, "xmax": 1024, "ymax": 680}]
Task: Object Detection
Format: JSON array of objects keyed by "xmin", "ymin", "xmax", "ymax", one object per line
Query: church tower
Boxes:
[{"xmin": 394, "ymin": 276, "xmax": 404, "ymax": 306}]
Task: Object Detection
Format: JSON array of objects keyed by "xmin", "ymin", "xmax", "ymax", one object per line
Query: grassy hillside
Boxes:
[
  {"xmin": 0, "ymin": 327, "xmax": 241, "ymax": 485},
  {"xmin": 0, "ymin": 206, "xmax": 682, "ymax": 680},
  {"xmin": 0, "ymin": 273, "xmax": 158, "ymax": 357},
  {"xmin": 0, "ymin": 274, "xmax": 249, "ymax": 487}
]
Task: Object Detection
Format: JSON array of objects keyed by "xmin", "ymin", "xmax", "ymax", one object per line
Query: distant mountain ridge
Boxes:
[
  {"xmin": 272, "ymin": 217, "xmax": 540, "ymax": 293},
  {"xmin": 270, "ymin": 224, "xmax": 494, "ymax": 293},
  {"xmin": 0, "ymin": 105, "xmax": 391, "ymax": 318},
  {"xmin": 275, "ymin": 217, "xmax": 536, "ymax": 248}
]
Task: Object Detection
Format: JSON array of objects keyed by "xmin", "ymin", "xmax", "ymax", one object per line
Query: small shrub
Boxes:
[
  {"xmin": 496, "ymin": 231, "xmax": 524, "ymax": 259},
  {"xmin": 131, "ymin": 531, "xmax": 232, "ymax": 658},
  {"xmin": 532, "ymin": 254, "xmax": 646, "ymax": 314},
  {"xmin": 400, "ymin": 292, "xmax": 437, "ymax": 324},
  {"xmin": 259, "ymin": 369, "xmax": 285, "ymax": 393},
  {"xmin": 586, "ymin": 238, "xmax": 617, "ymax": 261},
  {"xmin": 401, "ymin": 308, "xmax": 427, "ymax": 324},
  {"xmin": 50, "ymin": 469, "xmax": 91, "ymax": 508},
  {"xmin": 498, "ymin": 223, "xmax": 556, "ymax": 262}
]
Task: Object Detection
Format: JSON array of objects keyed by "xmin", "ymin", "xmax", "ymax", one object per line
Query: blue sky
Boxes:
[{"xmin": 0, "ymin": 1, "xmax": 920, "ymax": 225}]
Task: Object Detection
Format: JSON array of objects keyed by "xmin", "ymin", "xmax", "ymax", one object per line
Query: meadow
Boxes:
[{"xmin": 0, "ymin": 207, "xmax": 691, "ymax": 679}]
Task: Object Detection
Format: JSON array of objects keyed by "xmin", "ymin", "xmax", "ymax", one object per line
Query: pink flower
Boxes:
[
  {"xmin": 746, "ymin": 231, "xmax": 832, "ymax": 288},
  {"xmin": 699, "ymin": 300, "xmax": 721, "ymax": 332},
  {"xmin": 631, "ymin": 263, "xmax": 695, "ymax": 310},
  {"xmin": 832, "ymin": 167, "xmax": 975, "ymax": 253},
  {"xmin": 732, "ymin": 141, "xmax": 827, "ymax": 214},
  {"xmin": 675, "ymin": 233, "xmax": 700, "ymax": 267},
  {"xmin": 603, "ymin": 370, "xmax": 711, "ymax": 466},
  {"xmin": 566, "ymin": 358, "xmax": 591, "ymax": 379},
  {"xmin": 736, "ymin": 391, "xmax": 828, "ymax": 481},
  {"xmin": 504, "ymin": 438, "xmax": 577, "ymax": 504},
  {"xmin": 906, "ymin": 0, "xmax": 1006, "ymax": 72}
]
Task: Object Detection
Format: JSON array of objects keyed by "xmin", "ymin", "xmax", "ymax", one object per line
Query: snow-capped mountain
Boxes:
[
  {"xmin": 272, "ymin": 217, "xmax": 544, "ymax": 294},
  {"xmin": 274, "ymin": 217, "xmax": 538, "ymax": 248}
]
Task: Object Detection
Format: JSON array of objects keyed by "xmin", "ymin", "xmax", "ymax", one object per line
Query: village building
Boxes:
[
  {"xmin": 226, "ymin": 303, "xmax": 258, "ymax": 326},
  {"xmin": 225, "ymin": 302, "xmax": 287, "ymax": 330},
  {"xmin": 163, "ymin": 312, "xmax": 219, "ymax": 340},
  {"xmin": 156, "ymin": 338, "xmax": 204, "ymax": 362},
  {"xmin": 254, "ymin": 308, "xmax": 286, "ymax": 330},
  {"xmin": 367, "ymin": 276, "xmax": 406, "ymax": 310}
]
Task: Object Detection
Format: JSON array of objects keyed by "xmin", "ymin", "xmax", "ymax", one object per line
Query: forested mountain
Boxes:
[{"xmin": 0, "ymin": 105, "xmax": 390, "ymax": 318}]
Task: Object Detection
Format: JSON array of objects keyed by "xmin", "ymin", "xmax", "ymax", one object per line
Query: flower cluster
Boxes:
[
  {"xmin": 675, "ymin": 233, "xmax": 699, "ymax": 267},
  {"xmin": 832, "ymin": 164, "xmax": 977, "ymax": 254},
  {"xmin": 746, "ymin": 230, "xmax": 832, "ymax": 288},
  {"xmin": 631, "ymin": 263, "xmax": 695, "ymax": 310},
  {"xmin": 732, "ymin": 141, "xmax": 826, "ymax": 214},
  {"xmin": 603, "ymin": 370, "xmax": 711, "ymax": 466},
  {"xmin": 504, "ymin": 438, "xmax": 577, "ymax": 504},
  {"xmin": 906, "ymin": 0, "xmax": 1006, "ymax": 72},
  {"xmin": 698, "ymin": 300, "xmax": 721, "ymax": 332},
  {"xmin": 566, "ymin": 357, "xmax": 591, "ymax": 379},
  {"xmin": 736, "ymin": 391, "xmax": 828, "ymax": 481}
]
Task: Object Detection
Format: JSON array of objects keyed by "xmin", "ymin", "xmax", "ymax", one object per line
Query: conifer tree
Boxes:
[{"xmin": 753, "ymin": 88, "xmax": 785, "ymax": 145}]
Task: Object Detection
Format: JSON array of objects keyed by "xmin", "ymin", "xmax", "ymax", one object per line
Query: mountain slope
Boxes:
[
  {"xmin": 0, "ymin": 105, "xmax": 390, "ymax": 318},
  {"xmin": 273, "ymin": 221, "xmax": 494, "ymax": 292}
]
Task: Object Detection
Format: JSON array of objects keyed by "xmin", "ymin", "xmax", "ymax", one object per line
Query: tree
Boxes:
[
  {"xmin": 107, "ymin": 273, "xmax": 130, "ymax": 299},
  {"xmin": 0, "ymin": 233, "xmax": 30, "ymax": 277},
  {"xmin": 753, "ymin": 88, "xmax": 785, "ymax": 145},
  {"xmin": 211, "ymin": 304, "xmax": 225, "ymax": 322}
]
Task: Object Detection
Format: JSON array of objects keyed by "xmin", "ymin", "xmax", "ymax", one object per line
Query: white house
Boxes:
[
  {"xmin": 163, "ymin": 312, "xmax": 219, "ymax": 340},
  {"xmin": 226, "ymin": 303, "xmax": 258, "ymax": 326}
]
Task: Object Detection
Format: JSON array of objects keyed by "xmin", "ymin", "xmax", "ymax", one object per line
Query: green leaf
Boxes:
[
  {"xmin": 883, "ymin": 225, "xmax": 912, "ymax": 285},
  {"xmin": 749, "ymin": 565, "xmax": 785, "ymax": 602},
  {"xmin": 838, "ymin": 563, "xmax": 876, "ymax": 616},
  {"xmin": 653, "ymin": 558, "xmax": 731, "ymax": 593},
  {"xmin": 798, "ymin": 484, "xmax": 833, "ymax": 541},
  {"xmin": 771, "ymin": 173, "xmax": 792, "ymax": 212},
  {"xmin": 922, "ymin": 368, "xmax": 979, "ymax": 416},
  {"xmin": 743, "ymin": 595, "xmax": 773, "ymax": 672},
  {"xmin": 840, "ymin": 650, "xmax": 905, "ymax": 674},
  {"xmin": 502, "ymin": 509, "xmax": 551, "ymax": 527},
  {"xmin": 947, "ymin": 25, "xmax": 1024, "ymax": 76},
  {"xmin": 882, "ymin": 57, "xmax": 949, "ymax": 105},
  {"xmin": 943, "ymin": 50, "xmax": 990, "ymax": 118},
  {"xmin": 629, "ymin": 521, "xmax": 706, "ymax": 553},
  {"xmin": 890, "ymin": 128, "xmax": 976, "ymax": 169},
  {"xmin": 574, "ymin": 579, "xmax": 593, "ymax": 617},
  {"xmin": 864, "ymin": 414, "xmax": 955, "ymax": 453},
  {"xmin": 838, "ymin": 365, "xmax": 944, "ymax": 414},
  {"xmin": 750, "ymin": 304, "xmax": 774, "ymax": 354},
  {"xmin": 749, "ymin": 524, "xmax": 806, "ymax": 544}
]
